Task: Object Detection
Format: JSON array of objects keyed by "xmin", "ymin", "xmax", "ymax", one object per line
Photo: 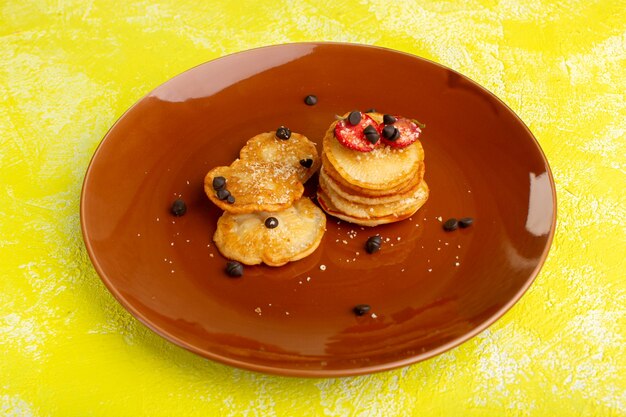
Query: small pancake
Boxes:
[
  {"xmin": 319, "ymin": 167, "xmax": 424, "ymax": 205},
  {"xmin": 239, "ymin": 131, "xmax": 320, "ymax": 183},
  {"xmin": 205, "ymin": 160, "xmax": 304, "ymax": 214},
  {"xmin": 316, "ymin": 189, "xmax": 423, "ymax": 227},
  {"xmin": 214, "ymin": 198, "xmax": 326, "ymax": 266},
  {"xmin": 320, "ymin": 152, "xmax": 425, "ymax": 199},
  {"xmin": 322, "ymin": 121, "xmax": 423, "ymax": 191},
  {"xmin": 318, "ymin": 173, "xmax": 429, "ymax": 220}
]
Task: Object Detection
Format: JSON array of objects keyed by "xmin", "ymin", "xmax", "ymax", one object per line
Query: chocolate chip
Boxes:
[
  {"xmin": 383, "ymin": 114, "xmax": 397, "ymax": 125},
  {"xmin": 459, "ymin": 217, "xmax": 474, "ymax": 228},
  {"xmin": 226, "ymin": 195, "xmax": 235, "ymax": 204},
  {"xmin": 365, "ymin": 235, "xmax": 382, "ymax": 254},
  {"xmin": 170, "ymin": 199, "xmax": 187, "ymax": 216},
  {"xmin": 365, "ymin": 108, "xmax": 376, "ymax": 113},
  {"xmin": 353, "ymin": 304, "xmax": 371, "ymax": 316},
  {"xmin": 382, "ymin": 125, "xmax": 399, "ymax": 140},
  {"xmin": 217, "ymin": 189, "xmax": 231, "ymax": 201},
  {"xmin": 304, "ymin": 95, "xmax": 318, "ymax": 106},
  {"xmin": 264, "ymin": 217, "xmax": 279, "ymax": 229},
  {"xmin": 443, "ymin": 218, "xmax": 458, "ymax": 231},
  {"xmin": 300, "ymin": 158, "xmax": 314, "ymax": 168},
  {"xmin": 348, "ymin": 111, "xmax": 361, "ymax": 126},
  {"xmin": 225, "ymin": 261, "xmax": 243, "ymax": 277},
  {"xmin": 363, "ymin": 125, "xmax": 380, "ymax": 144},
  {"xmin": 276, "ymin": 126, "xmax": 291, "ymax": 140},
  {"xmin": 212, "ymin": 176, "xmax": 226, "ymax": 191}
]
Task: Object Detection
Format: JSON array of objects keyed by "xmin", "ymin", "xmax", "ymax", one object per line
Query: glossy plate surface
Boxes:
[{"xmin": 81, "ymin": 43, "xmax": 556, "ymax": 377}]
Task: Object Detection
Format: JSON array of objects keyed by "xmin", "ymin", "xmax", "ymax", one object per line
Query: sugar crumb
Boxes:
[
  {"xmin": 320, "ymin": 264, "xmax": 327, "ymax": 271},
  {"xmin": 254, "ymin": 307, "xmax": 262, "ymax": 315}
]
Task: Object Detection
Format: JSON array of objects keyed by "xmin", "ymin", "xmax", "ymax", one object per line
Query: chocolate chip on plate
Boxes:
[
  {"xmin": 353, "ymin": 304, "xmax": 371, "ymax": 316},
  {"xmin": 300, "ymin": 158, "xmax": 314, "ymax": 168},
  {"xmin": 225, "ymin": 261, "xmax": 244, "ymax": 277},
  {"xmin": 365, "ymin": 235, "xmax": 382, "ymax": 254},
  {"xmin": 304, "ymin": 95, "xmax": 318, "ymax": 106},
  {"xmin": 170, "ymin": 198, "xmax": 187, "ymax": 216},
  {"xmin": 382, "ymin": 125, "xmax": 399, "ymax": 140},
  {"xmin": 348, "ymin": 110, "xmax": 362, "ymax": 126},
  {"xmin": 264, "ymin": 217, "xmax": 279, "ymax": 229},
  {"xmin": 363, "ymin": 125, "xmax": 380, "ymax": 144},
  {"xmin": 459, "ymin": 217, "xmax": 474, "ymax": 228},
  {"xmin": 217, "ymin": 189, "xmax": 231, "ymax": 201},
  {"xmin": 383, "ymin": 114, "xmax": 397, "ymax": 125},
  {"xmin": 212, "ymin": 176, "xmax": 226, "ymax": 191},
  {"xmin": 276, "ymin": 126, "xmax": 291, "ymax": 140},
  {"xmin": 443, "ymin": 218, "xmax": 459, "ymax": 231}
]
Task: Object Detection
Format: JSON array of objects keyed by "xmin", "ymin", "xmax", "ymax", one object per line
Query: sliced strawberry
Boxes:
[
  {"xmin": 334, "ymin": 113, "xmax": 381, "ymax": 152},
  {"xmin": 380, "ymin": 117, "xmax": 422, "ymax": 148}
]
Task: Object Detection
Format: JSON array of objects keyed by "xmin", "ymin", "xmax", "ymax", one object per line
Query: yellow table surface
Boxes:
[{"xmin": 1, "ymin": 1, "xmax": 625, "ymax": 415}]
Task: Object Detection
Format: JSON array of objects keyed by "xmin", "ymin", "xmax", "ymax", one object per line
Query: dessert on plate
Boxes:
[{"xmin": 317, "ymin": 111, "xmax": 429, "ymax": 226}]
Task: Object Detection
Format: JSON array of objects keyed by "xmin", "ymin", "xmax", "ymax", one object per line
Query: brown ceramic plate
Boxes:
[{"xmin": 81, "ymin": 43, "xmax": 556, "ymax": 377}]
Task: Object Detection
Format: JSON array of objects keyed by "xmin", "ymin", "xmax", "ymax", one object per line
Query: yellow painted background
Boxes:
[{"xmin": 1, "ymin": 0, "xmax": 625, "ymax": 415}]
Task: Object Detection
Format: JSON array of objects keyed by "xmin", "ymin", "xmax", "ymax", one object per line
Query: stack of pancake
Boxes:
[{"xmin": 317, "ymin": 112, "xmax": 429, "ymax": 227}]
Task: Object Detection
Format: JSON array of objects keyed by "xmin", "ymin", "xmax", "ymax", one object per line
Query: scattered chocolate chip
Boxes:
[
  {"xmin": 383, "ymin": 114, "xmax": 397, "ymax": 125},
  {"xmin": 353, "ymin": 304, "xmax": 371, "ymax": 316},
  {"xmin": 225, "ymin": 261, "xmax": 243, "ymax": 277},
  {"xmin": 382, "ymin": 125, "xmax": 399, "ymax": 140},
  {"xmin": 365, "ymin": 108, "xmax": 376, "ymax": 113},
  {"xmin": 347, "ymin": 111, "xmax": 362, "ymax": 126},
  {"xmin": 300, "ymin": 158, "xmax": 314, "ymax": 168},
  {"xmin": 365, "ymin": 235, "xmax": 382, "ymax": 254},
  {"xmin": 226, "ymin": 195, "xmax": 235, "ymax": 204},
  {"xmin": 443, "ymin": 218, "xmax": 459, "ymax": 231},
  {"xmin": 304, "ymin": 95, "xmax": 318, "ymax": 106},
  {"xmin": 170, "ymin": 199, "xmax": 187, "ymax": 216},
  {"xmin": 276, "ymin": 126, "xmax": 291, "ymax": 140},
  {"xmin": 217, "ymin": 189, "xmax": 231, "ymax": 201},
  {"xmin": 459, "ymin": 217, "xmax": 474, "ymax": 228},
  {"xmin": 264, "ymin": 217, "xmax": 279, "ymax": 229}
]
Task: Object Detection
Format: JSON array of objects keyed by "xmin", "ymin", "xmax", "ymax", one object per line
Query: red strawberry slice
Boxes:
[
  {"xmin": 380, "ymin": 117, "xmax": 422, "ymax": 148},
  {"xmin": 334, "ymin": 113, "xmax": 381, "ymax": 152}
]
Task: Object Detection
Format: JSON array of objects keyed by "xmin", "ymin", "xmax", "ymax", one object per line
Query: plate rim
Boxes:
[{"xmin": 80, "ymin": 41, "xmax": 557, "ymax": 377}]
